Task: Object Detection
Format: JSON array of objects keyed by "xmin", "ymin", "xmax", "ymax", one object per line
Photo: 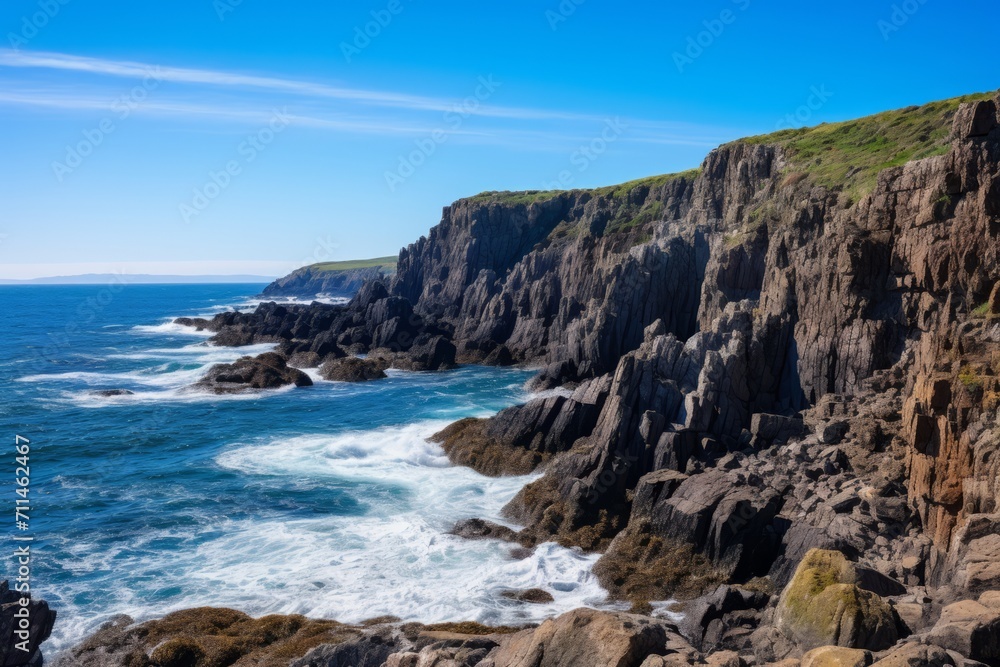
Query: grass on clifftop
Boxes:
[
  {"xmin": 741, "ymin": 91, "xmax": 997, "ymax": 203},
  {"xmin": 468, "ymin": 168, "xmax": 701, "ymax": 208},
  {"xmin": 310, "ymin": 256, "xmax": 397, "ymax": 272}
]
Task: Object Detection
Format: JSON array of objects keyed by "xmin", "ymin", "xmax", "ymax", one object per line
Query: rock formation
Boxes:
[
  {"xmin": 261, "ymin": 259, "xmax": 396, "ymax": 299},
  {"xmin": 135, "ymin": 90, "xmax": 1000, "ymax": 666},
  {"xmin": 0, "ymin": 581, "xmax": 56, "ymax": 667}
]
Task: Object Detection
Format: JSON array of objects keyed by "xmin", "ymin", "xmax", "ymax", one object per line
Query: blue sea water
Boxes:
[{"xmin": 0, "ymin": 284, "xmax": 611, "ymax": 656}]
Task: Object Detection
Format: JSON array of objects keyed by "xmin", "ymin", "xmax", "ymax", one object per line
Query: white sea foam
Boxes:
[
  {"xmin": 45, "ymin": 422, "xmax": 617, "ymax": 654},
  {"xmin": 525, "ymin": 387, "xmax": 575, "ymax": 401},
  {"xmin": 131, "ymin": 319, "xmax": 216, "ymax": 336},
  {"xmin": 20, "ymin": 341, "xmax": 281, "ymax": 405}
]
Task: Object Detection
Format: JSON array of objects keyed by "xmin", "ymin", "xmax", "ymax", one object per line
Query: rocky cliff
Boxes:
[
  {"xmin": 261, "ymin": 258, "xmax": 396, "ymax": 299},
  {"xmin": 136, "ymin": 90, "xmax": 1000, "ymax": 666}
]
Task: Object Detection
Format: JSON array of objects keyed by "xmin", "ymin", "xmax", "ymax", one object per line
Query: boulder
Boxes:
[
  {"xmin": 450, "ymin": 518, "xmax": 520, "ymax": 543},
  {"xmin": 291, "ymin": 631, "xmax": 407, "ymax": 667},
  {"xmin": 319, "ymin": 357, "xmax": 389, "ymax": 382},
  {"xmin": 704, "ymin": 650, "xmax": 746, "ymax": 667},
  {"xmin": 378, "ymin": 334, "xmax": 457, "ymax": 371},
  {"xmin": 196, "ymin": 352, "xmax": 313, "ymax": 393},
  {"xmin": 926, "ymin": 599, "xmax": 1000, "ymax": 666},
  {"xmin": 501, "ymin": 589, "xmax": 555, "ymax": 604},
  {"xmin": 775, "ymin": 550, "xmax": 900, "ymax": 652},
  {"xmin": 0, "ymin": 581, "xmax": 55, "ymax": 667},
  {"xmin": 489, "ymin": 608, "xmax": 682, "ymax": 667},
  {"xmin": 801, "ymin": 646, "xmax": 871, "ymax": 667},
  {"xmin": 750, "ymin": 413, "xmax": 807, "ymax": 449},
  {"xmin": 869, "ymin": 643, "xmax": 954, "ymax": 667}
]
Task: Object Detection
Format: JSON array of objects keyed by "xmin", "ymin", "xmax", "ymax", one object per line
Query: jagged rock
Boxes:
[
  {"xmin": 196, "ymin": 352, "xmax": 313, "ymax": 393},
  {"xmin": 291, "ymin": 629, "xmax": 409, "ymax": 667},
  {"xmin": 679, "ymin": 584, "xmax": 770, "ymax": 651},
  {"xmin": 939, "ymin": 514, "xmax": 1000, "ymax": 598},
  {"xmin": 374, "ymin": 334, "xmax": 457, "ymax": 371},
  {"xmin": 925, "ymin": 599, "xmax": 1000, "ymax": 666},
  {"xmin": 432, "ymin": 418, "xmax": 549, "ymax": 477},
  {"xmin": 319, "ymin": 356, "xmax": 389, "ymax": 382},
  {"xmin": 989, "ymin": 282, "xmax": 1000, "ymax": 315},
  {"xmin": 0, "ymin": 581, "xmax": 55, "ymax": 667},
  {"xmin": 288, "ymin": 351, "xmax": 324, "ymax": 368},
  {"xmin": 172, "ymin": 316, "xmax": 212, "ymax": 329},
  {"xmin": 483, "ymin": 344, "xmax": 515, "ymax": 367},
  {"xmin": 488, "ymin": 608, "xmax": 682, "ymax": 667},
  {"xmin": 774, "ymin": 550, "xmax": 901, "ymax": 652},
  {"xmin": 751, "ymin": 413, "xmax": 807, "ymax": 449}
]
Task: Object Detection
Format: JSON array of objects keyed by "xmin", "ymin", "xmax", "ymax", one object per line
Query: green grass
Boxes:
[
  {"xmin": 741, "ymin": 91, "xmax": 996, "ymax": 202},
  {"xmin": 959, "ymin": 364, "xmax": 984, "ymax": 391},
  {"xmin": 467, "ymin": 169, "xmax": 701, "ymax": 210},
  {"xmin": 590, "ymin": 169, "xmax": 701, "ymax": 200},
  {"xmin": 972, "ymin": 301, "xmax": 993, "ymax": 318},
  {"xmin": 310, "ymin": 256, "xmax": 397, "ymax": 272},
  {"xmin": 466, "ymin": 190, "xmax": 564, "ymax": 206}
]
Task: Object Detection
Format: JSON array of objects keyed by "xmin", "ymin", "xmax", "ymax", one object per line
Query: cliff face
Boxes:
[
  {"xmin": 393, "ymin": 176, "xmax": 702, "ymax": 377},
  {"xmin": 391, "ymin": 94, "xmax": 1000, "ymax": 598},
  {"xmin": 90, "ymin": 92, "xmax": 1000, "ymax": 666}
]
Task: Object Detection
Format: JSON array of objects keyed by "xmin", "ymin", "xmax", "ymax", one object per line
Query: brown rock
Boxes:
[
  {"xmin": 801, "ymin": 646, "xmax": 871, "ymax": 667},
  {"xmin": 501, "ymin": 588, "xmax": 555, "ymax": 604},
  {"xmin": 869, "ymin": 643, "xmax": 954, "ymax": 667},
  {"xmin": 775, "ymin": 550, "xmax": 900, "ymax": 652},
  {"xmin": 490, "ymin": 608, "xmax": 682, "ymax": 667},
  {"xmin": 704, "ymin": 650, "xmax": 746, "ymax": 667},
  {"xmin": 926, "ymin": 599, "xmax": 1000, "ymax": 665}
]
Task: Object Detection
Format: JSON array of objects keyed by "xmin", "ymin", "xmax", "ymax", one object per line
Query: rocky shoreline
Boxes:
[{"xmin": 38, "ymin": 93, "xmax": 1000, "ymax": 666}]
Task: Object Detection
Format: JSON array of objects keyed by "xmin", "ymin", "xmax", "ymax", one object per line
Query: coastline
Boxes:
[{"xmin": 29, "ymin": 92, "xmax": 1000, "ymax": 666}]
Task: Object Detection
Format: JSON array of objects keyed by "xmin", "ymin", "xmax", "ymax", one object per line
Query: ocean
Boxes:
[{"xmin": 0, "ymin": 284, "xmax": 611, "ymax": 656}]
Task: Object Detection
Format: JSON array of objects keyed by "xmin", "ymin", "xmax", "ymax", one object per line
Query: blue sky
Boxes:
[{"xmin": 0, "ymin": 0, "xmax": 996, "ymax": 279}]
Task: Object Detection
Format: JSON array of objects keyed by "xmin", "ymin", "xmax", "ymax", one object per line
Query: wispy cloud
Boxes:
[
  {"xmin": 0, "ymin": 50, "xmax": 599, "ymax": 122},
  {"xmin": 0, "ymin": 89, "xmax": 496, "ymax": 138},
  {"xmin": 0, "ymin": 50, "xmax": 736, "ymax": 148}
]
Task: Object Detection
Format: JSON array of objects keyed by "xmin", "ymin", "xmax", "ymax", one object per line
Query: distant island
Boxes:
[
  {"xmin": 0, "ymin": 273, "xmax": 283, "ymax": 286},
  {"xmin": 260, "ymin": 255, "xmax": 397, "ymax": 298}
]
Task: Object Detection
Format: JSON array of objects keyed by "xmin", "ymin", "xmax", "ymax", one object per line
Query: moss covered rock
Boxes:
[
  {"xmin": 775, "ymin": 549, "xmax": 900, "ymax": 652},
  {"xmin": 150, "ymin": 638, "xmax": 204, "ymax": 667}
]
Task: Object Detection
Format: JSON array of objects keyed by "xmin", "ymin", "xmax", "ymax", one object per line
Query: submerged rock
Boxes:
[
  {"xmin": 92, "ymin": 389, "xmax": 134, "ymax": 397},
  {"xmin": 501, "ymin": 589, "xmax": 555, "ymax": 604}
]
